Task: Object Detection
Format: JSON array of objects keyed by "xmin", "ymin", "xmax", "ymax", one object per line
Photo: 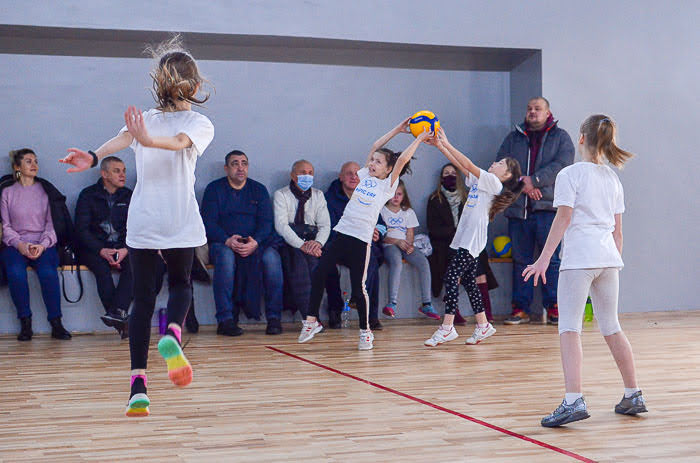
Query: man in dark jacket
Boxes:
[
  {"xmin": 325, "ymin": 161, "xmax": 386, "ymax": 330},
  {"xmin": 496, "ymin": 97, "xmax": 575, "ymax": 325},
  {"xmin": 75, "ymin": 156, "xmax": 133, "ymax": 336},
  {"xmin": 200, "ymin": 150, "xmax": 283, "ymax": 336}
]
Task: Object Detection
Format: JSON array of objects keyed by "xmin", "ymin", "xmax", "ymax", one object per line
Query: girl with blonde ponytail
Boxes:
[
  {"xmin": 60, "ymin": 36, "xmax": 215, "ymax": 418},
  {"xmin": 524, "ymin": 114, "xmax": 646, "ymax": 427}
]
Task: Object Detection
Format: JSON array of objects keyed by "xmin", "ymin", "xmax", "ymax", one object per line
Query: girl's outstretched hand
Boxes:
[
  {"xmin": 522, "ymin": 258, "xmax": 549, "ymax": 286},
  {"xmin": 125, "ymin": 106, "xmax": 153, "ymax": 147},
  {"xmin": 60, "ymin": 148, "xmax": 92, "ymax": 173},
  {"xmin": 436, "ymin": 127, "xmax": 451, "ymax": 147},
  {"xmin": 415, "ymin": 126, "xmax": 432, "ymax": 143}
]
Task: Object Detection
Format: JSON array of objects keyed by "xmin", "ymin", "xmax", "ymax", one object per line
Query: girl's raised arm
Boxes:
[
  {"xmin": 367, "ymin": 117, "xmax": 411, "ymax": 167},
  {"xmin": 433, "ymin": 128, "xmax": 481, "ymax": 179},
  {"xmin": 61, "ymin": 131, "xmax": 133, "ymax": 173},
  {"xmin": 391, "ymin": 128, "xmax": 429, "ymax": 186}
]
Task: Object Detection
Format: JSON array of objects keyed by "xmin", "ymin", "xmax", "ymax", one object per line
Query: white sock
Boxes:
[
  {"xmin": 565, "ymin": 393, "xmax": 583, "ymax": 405},
  {"xmin": 440, "ymin": 324, "xmax": 453, "ymax": 332},
  {"xmin": 477, "ymin": 322, "xmax": 489, "ymax": 329},
  {"xmin": 624, "ymin": 388, "xmax": 641, "ymax": 398}
]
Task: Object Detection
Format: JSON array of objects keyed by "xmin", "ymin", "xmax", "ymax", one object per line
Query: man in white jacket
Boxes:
[{"xmin": 273, "ymin": 160, "xmax": 331, "ymax": 318}]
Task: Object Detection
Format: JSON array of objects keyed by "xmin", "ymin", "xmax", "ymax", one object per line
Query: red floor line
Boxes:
[{"xmin": 265, "ymin": 345, "xmax": 596, "ymax": 463}]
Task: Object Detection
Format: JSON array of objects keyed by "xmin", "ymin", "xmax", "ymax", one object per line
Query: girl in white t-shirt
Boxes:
[
  {"xmin": 298, "ymin": 118, "xmax": 430, "ymax": 350},
  {"xmin": 523, "ymin": 115, "xmax": 646, "ymax": 427},
  {"xmin": 424, "ymin": 128, "xmax": 524, "ymax": 347},
  {"xmin": 380, "ymin": 180, "xmax": 434, "ymax": 318},
  {"xmin": 61, "ymin": 38, "xmax": 214, "ymax": 417}
]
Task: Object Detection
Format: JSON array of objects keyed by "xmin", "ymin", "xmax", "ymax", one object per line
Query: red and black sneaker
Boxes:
[
  {"xmin": 546, "ymin": 304, "xmax": 559, "ymax": 325},
  {"xmin": 504, "ymin": 305, "xmax": 530, "ymax": 325}
]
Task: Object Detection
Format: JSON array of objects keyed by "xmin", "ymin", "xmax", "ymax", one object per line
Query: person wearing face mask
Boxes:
[
  {"xmin": 273, "ymin": 159, "xmax": 331, "ymax": 318},
  {"xmin": 427, "ymin": 163, "xmax": 499, "ymax": 323}
]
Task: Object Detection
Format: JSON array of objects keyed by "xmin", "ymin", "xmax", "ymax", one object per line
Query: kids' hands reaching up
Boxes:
[
  {"xmin": 125, "ymin": 106, "xmax": 154, "ymax": 147},
  {"xmin": 415, "ymin": 126, "xmax": 432, "ymax": 143}
]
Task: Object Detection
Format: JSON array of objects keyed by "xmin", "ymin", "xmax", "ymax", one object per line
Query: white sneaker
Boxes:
[
  {"xmin": 465, "ymin": 324, "xmax": 496, "ymax": 345},
  {"xmin": 424, "ymin": 326, "xmax": 458, "ymax": 347},
  {"xmin": 298, "ymin": 320, "xmax": 323, "ymax": 343},
  {"xmin": 358, "ymin": 329, "xmax": 374, "ymax": 350}
]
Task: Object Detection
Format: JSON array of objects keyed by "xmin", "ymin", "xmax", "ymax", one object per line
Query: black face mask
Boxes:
[{"xmin": 441, "ymin": 175, "xmax": 457, "ymax": 191}]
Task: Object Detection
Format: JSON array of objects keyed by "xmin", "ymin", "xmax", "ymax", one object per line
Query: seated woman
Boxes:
[
  {"xmin": 427, "ymin": 163, "xmax": 498, "ymax": 324},
  {"xmin": 0, "ymin": 149, "xmax": 71, "ymax": 341}
]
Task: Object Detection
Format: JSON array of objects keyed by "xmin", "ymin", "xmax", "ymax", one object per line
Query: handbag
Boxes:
[
  {"xmin": 289, "ymin": 223, "xmax": 318, "ymax": 242},
  {"xmin": 413, "ymin": 233, "xmax": 433, "ymax": 257},
  {"xmin": 58, "ymin": 244, "xmax": 84, "ymax": 303}
]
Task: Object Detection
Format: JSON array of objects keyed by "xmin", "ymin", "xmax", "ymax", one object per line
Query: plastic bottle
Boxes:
[
  {"xmin": 584, "ymin": 297, "xmax": 594, "ymax": 323},
  {"xmin": 341, "ymin": 292, "xmax": 351, "ymax": 328},
  {"xmin": 158, "ymin": 308, "xmax": 167, "ymax": 334}
]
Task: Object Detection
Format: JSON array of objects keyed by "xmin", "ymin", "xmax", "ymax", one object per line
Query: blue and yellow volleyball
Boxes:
[
  {"xmin": 492, "ymin": 235, "xmax": 512, "ymax": 258},
  {"xmin": 409, "ymin": 110, "xmax": 440, "ymax": 137}
]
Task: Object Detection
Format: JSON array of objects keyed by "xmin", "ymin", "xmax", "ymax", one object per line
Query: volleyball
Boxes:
[
  {"xmin": 409, "ymin": 110, "xmax": 440, "ymax": 137},
  {"xmin": 492, "ymin": 235, "xmax": 512, "ymax": 257}
]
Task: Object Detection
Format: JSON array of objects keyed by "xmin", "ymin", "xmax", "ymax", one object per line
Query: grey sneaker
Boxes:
[
  {"xmin": 615, "ymin": 391, "xmax": 648, "ymax": 415},
  {"xmin": 541, "ymin": 397, "xmax": 590, "ymax": 427}
]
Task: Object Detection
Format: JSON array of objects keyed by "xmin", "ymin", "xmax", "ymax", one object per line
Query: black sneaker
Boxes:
[
  {"xmin": 17, "ymin": 317, "xmax": 33, "ymax": 341},
  {"xmin": 217, "ymin": 319, "xmax": 244, "ymax": 336},
  {"xmin": 185, "ymin": 300, "xmax": 199, "ymax": 334},
  {"xmin": 328, "ymin": 311, "xmax": 341, "ymax": 329},
  {"xmin": 266, "ymin": 318, "xmax": 283, "ymax": 335},
  {"xmin": 101, "ymin": 309, "xmax": 128, "ymax": 327},
  {"xmin": 615, "ymin": 391, "xmax": 648, "ymax": 415},
  {"xmin": 369, "ymin": 319, "xmax": 383, "ymax": 331},
  {"xmin": 50, "ymin": 318, "xmax": 72, "ymax": 340}
]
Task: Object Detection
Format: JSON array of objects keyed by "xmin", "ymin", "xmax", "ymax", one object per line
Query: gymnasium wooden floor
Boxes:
[{"xmin": 1, "ymin": 311, "xmax": 699, "ymax": 462}]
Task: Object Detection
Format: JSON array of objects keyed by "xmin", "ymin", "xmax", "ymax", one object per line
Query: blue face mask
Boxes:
[{"xmin": 296, "ymin": 174, "xmax": 314, "ymax": 191}]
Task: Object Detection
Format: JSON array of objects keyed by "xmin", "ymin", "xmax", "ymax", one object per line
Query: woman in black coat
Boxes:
[{"xmin": 427, "ymin": 164, "xmax": 498, "ymax": 323}]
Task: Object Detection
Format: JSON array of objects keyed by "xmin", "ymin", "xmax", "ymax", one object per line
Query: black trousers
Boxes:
[
  {"xmin": 128, "ymin": 247, "xmax": 193, "ymax": 370},
  {"xmin": 443, "ymin": 248, "xmax": 485, "ymax": 315},
  {"xmin": 309, "ymin": 233, "xmax": 371, "ymax": 330},
  {"xmin": 80, "ymin": 250, "xmax": 133, "ymax": 314}
]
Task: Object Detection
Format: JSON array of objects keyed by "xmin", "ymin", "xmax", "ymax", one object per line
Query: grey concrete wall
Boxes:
[{"xmin": 1, "ymin": 0, "xmax": 698, "ymax": 314}]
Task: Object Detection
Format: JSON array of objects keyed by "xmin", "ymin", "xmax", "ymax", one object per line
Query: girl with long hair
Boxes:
[{"xmin": 61, "ymin": 38, "xmax": 214, "ymax": 417}]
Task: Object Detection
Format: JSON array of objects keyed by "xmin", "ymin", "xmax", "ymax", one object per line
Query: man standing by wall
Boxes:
[
  {"xmin": 201, "ymin": 150, "xmax": 284, "ymax": 336},
  {"xmin": 496, "ymin": 97, "xmax": 574, "ymax": 325}
]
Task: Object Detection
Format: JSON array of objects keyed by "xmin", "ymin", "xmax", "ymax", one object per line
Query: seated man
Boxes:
[
  {"xmin": 201, "ymin": 150, "xmax": 283, "ymax": 336},
  {"xmin": 273, "ymin": 159, "xmax": 331, "ymax": 318},
  {"xmin": 75, "ymin": 156, "xmax": 133, "ymax": 338},
  {"xmin": 325, "ymin": 161, "xmax": 387, "ymax": 330}
]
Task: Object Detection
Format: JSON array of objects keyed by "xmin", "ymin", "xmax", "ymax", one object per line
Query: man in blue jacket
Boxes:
[
  {"xmin": 325, "ymin": 161, "xmax": 386, "ymax": 330},
  {"xmin": 496, "ymin": 97, "xmax": 575, "ymax": 325},
  {"xmin": 201, "ymin": 150, "xmax": 283, "ymax": 336}
]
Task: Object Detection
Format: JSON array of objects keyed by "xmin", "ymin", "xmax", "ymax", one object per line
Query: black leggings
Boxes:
[
  {"xmin": 128, "ymin": 247, "xmax": 194, "ymax": 370},
  {"xmin": 443, "ymin": 248, "xmax": 484, "ymax": 315},
  {"xmin": 308, "ymin": 233, "xmax": 371, "ymax": 330}
]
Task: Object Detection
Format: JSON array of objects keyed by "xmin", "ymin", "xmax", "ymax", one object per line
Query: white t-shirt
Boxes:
[
  {"xmin": 553, "ymin": 162, "xmax": 625, "ymax": 270},
  {"xmin": 380, "ymin": 206, "xmax": 419, "ymax": 242},
  {"xmin": 334, "ymin": 167, "xmax": 399, "ymax": 243},
  {"xmin": 119, "ymin": 109, "xmax": 214, "ymax": 249},
  {"xmin": 450, "ymin": 170, "xmax": 503, "ymax": 257}
]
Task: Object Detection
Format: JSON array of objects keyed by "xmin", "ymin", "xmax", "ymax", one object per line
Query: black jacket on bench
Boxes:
[{"xmin": 74, "ymin": 178, "xmax": 131, "ymax": 255}]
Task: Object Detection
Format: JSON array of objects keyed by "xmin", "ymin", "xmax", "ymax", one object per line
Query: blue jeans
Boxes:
[
  {"xmin": 210, "ymin": 243, "xmax": 283, "ymax": 324},
  {"xmin": 509, "ymin": 211, "xmax": 561, "ymax": 311},
  {"xmin": 1, "ymin": 246, "xmax": 62, "ymax": 320}
]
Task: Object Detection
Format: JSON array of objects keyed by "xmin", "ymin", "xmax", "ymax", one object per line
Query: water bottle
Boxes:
[
  {"xmin": 584, "ymin": 297, "xmax": 594, "ymax": 323},
  {"xmin": 158, "ymin": 308, "xmax": 167, "ymax": 334},
  {"xmin": 341, "ymin": 292, "xmax": 351, "ymax": 328}
]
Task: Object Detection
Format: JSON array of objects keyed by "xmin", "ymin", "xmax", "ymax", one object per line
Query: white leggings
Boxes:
[{"xmin": 558, "ymin": 268, "xmax": 622, "ymax": 336}]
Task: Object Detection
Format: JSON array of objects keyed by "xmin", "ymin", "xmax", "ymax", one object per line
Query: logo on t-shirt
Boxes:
[
  {"xmin": 466, "ymin": 184, "xmax": 479, "ymax": 208},
  {"xmin": 355, "ymin": 177, "xmax": 379, "ymax": 206},
  {"xmin": 388, "ymin": 217, "xmax": 403, "ymax": 226}
]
